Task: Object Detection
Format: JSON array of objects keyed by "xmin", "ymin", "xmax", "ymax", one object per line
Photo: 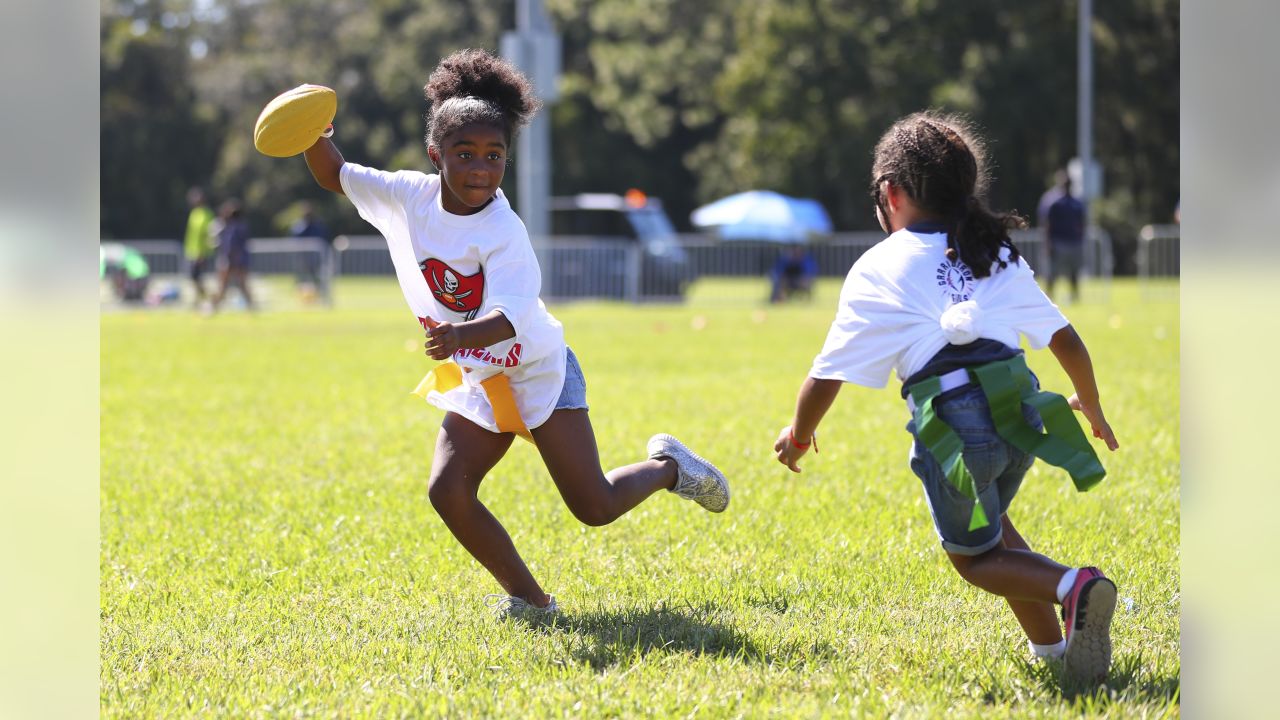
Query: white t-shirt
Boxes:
[
  {"xmin": 340, "ymin": 162, "xmax": 566, "ymax": 430},
  {"xmin": 810, "ymin": 228, "xmax": 1068, "ymax": 388}
]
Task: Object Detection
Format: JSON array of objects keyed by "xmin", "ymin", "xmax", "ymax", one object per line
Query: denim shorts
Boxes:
[
  {"xmin": 554, "ymin": 347, "xmax": 589, "ymax": 411},
  {"xmin": 906, "ymin": 381, "xmax": 1043, "ymax": 556}
]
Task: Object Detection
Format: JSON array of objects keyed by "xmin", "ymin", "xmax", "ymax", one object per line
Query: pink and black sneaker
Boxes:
[{"xmin": 1060, "ymin": 567, "xmax": 1117, "ymax": 685}]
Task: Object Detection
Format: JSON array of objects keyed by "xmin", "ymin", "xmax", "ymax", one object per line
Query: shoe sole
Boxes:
[
  {"xmin": 1063, "ymin": 576, "xmax": 1116, "ymax": 686},
  {"xmin": 650, "ymin": 433, "xmax": 730, "ymax": 512}
]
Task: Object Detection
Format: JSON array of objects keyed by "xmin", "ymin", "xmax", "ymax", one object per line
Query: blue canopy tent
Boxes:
[{"xmin": 690, "ymin": 190, "xmax": 833, "ymax": 243}]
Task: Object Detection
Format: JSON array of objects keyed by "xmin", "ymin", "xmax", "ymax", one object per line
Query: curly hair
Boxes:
[
  {"xmin": 871, "ymin": 112, "xmax": 1025, "ymax": 278},
  {"xmin": 424, "ymin": 48, "xmax": 541, "ymax": 150}
]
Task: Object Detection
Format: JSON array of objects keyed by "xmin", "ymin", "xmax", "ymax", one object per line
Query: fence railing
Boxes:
[
  {"xmin": 105, "ymin": 224, "xmax": 1117, "ymax": 304},
  {"xmin": 115, "ymin": 240, "xmax": 187, "ymax": 275},
  {"xmin": 1137, "ymin": 224, "xmax": 1180, "ymax": 278},
  {"xmin": 116, "ymin": 237, "xmax": 331, "ymax": 277},
  {"xmin": 1008, "ymin": 227, "xmax": 1113, "ymax": 281}
]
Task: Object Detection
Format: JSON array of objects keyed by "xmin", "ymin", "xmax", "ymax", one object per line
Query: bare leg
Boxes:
[
  {"xmin": 211, "ymin": 266, "xmax": 231, "ymax": 309},
  {"xmin": 190, "ymin": 263, "xmax": 207, "ymax": 304},
  {"xmin": 946, "ymin": 517, "xmax": 1068, "ymax": 608},
  {"xmin": 995, "ymin": 515, "xmax": 1064, "ymax": 645},
  {"xmin": 530, "ymin": 409, "xmax": 677, "ymax": 526},
  {"xmin": 426, "ymin": 413, "xmax": 551, "ymax": 606},
  {"xmin": 234, "ymin": 269, "xmax": 255, "ymax": 309}
]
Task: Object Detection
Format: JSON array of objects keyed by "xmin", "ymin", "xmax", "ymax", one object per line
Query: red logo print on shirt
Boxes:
[{"xmin": 422, "ymin": 258, "xmax": 485, "ymax": 320}]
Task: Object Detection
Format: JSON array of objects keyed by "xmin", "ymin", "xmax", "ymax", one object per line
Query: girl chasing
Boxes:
[
  {"xmin": 296, "ymin": 49, "xmax": 729, "ymax": 617},
  {"xmin": 773, "ymin": 112, "xmax": 1120, "ymax": 685}
]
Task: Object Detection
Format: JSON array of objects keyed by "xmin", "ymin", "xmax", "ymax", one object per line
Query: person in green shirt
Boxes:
[{"xmin": 184, "ymin": 187, "xmax": 216, "ymax": 305}]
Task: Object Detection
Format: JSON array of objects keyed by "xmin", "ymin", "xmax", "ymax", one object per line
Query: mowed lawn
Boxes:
[{"xmin": 101, "ymin": 277, "xmax": 1180, "ymax": 718}]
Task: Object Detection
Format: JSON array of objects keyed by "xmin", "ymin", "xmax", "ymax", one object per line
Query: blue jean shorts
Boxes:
[
  {"xmin": 906, "ymin": 382, "xmax": 1043, "ymax": 556},
  {"xmin": 554, "ymin": 347, "xmax": 589, "ymax": 411}
]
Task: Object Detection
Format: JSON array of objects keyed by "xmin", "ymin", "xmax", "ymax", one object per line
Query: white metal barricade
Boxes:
[
  {"xmin": 110, "ymin": 223, "xmax": 1126, "ymax": 306},
  {"xmin": 1138, "ymin": 224, "xmax": 1180, "ymax": 278},
  {"xmin": 1137, "ymin": 224, "xmax": 1179, "ymax": 300},
  {"xmin": 103, "ymin": 237, "xmax": 332, "ymax": 278}
]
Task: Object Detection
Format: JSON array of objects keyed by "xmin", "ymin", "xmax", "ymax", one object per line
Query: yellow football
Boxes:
[{"xmin": 253, "ymin": 84, "xmax": 338, "ymax": 157}]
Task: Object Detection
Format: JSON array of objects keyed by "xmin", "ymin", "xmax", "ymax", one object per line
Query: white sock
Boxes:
[
  {"xmin": 1029, "ymin": 639, "xmax": 1066, "ymax": 660},
  {"xmin": 1056, "ymin": 568, "xmax": 1079, "ymax": 604}
]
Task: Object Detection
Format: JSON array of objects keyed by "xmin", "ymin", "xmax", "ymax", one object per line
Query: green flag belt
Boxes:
[{"xmin": 906, "ymin": 354, "xmax": 1106, "ymax": 531}]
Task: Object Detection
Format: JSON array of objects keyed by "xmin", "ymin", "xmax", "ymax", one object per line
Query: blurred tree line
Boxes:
[{"xmin": 101, "ymin": 0, "xmax": 1177, "ymax": 269}]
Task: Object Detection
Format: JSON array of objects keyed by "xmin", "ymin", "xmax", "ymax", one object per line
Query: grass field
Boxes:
[{"xmin": 101, "ymin": 277, "xmax": 1180, "ymax": 718}]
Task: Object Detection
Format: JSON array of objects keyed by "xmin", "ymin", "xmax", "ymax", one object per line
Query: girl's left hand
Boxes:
[
  {"xmin": 773, "ymin": 425, "xmax": 811, "ymax": 474},
  {"xmin": 1067, "ymin": 393, "xmax": 1119, "ymax": 451},
  {"xmin": 424, "ymin": 317, "xmax": 461, "ymax": 360}
]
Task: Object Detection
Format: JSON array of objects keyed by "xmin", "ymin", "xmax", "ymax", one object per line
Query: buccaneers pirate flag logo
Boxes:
[{"xmin": 421, "ymin": 258, "xmax": 485, "ymax": 320}]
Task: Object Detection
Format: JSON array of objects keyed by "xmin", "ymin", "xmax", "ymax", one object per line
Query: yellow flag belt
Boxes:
[{"xmin": 412, "ymin": 362, "xmax": 533, "ymax": 442}]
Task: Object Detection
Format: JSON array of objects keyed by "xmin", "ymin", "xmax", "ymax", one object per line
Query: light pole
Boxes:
[
  {"xmin": 502, "ymin": 0, "xmax": 560, "ymax": 284},
  {"xmin": 1078, "ymin": 0, "xmax": 1094, "ymax": 205}
]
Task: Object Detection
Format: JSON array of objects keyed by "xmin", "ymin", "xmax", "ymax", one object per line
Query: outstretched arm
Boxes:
[
  {"xmin": 304, "ymin": 137, "xmax": 345, "ymax": 195},
  {"xmin": 1048, "ymin": 324, "xmax": 1119, "ymax": 450},
  {"xmin": 774, "ymin": 376, "xmax": 843, "ymax": 473}
]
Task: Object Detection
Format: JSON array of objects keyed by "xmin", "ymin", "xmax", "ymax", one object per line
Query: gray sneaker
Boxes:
[
  {"xmin": 648, "ymin": 433, "xmax": 729, "ymax": 512},
  {"xmin": 483, "ymin": 594, "xmax": 559, "ymax": 621}
]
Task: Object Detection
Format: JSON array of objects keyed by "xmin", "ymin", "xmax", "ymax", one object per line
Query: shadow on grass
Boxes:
[
  {"xmin": 525, "ymin": 600, "xmax": 829, "ymax": 671},
  {"xmin": 1011, "ymin": 653, "xmax": 1180, "ymax": 708}
]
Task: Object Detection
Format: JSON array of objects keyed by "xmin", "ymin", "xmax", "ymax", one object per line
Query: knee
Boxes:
[
  {"xmin": 546, "ymin": 468, "xmax": 618, "ymax": 527},
  {"xmin": 567, "ymin": 502, "xmax": 615, "ymax": 527},
  {"xmin": 947, "ymin": 552, "xmax": 983, "ymax": 586},
  {"xmin": 427, "ymin": 473, "xmax": 473, "ymax": 513},
  {"xmin": 560, "ymin": 486, "xmax": 617, "ymax": 527}
]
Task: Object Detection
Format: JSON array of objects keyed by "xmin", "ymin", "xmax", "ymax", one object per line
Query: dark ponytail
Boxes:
[
  {"xmin": 948, "ymin": 194, "xmax": 1025, "ymax": 275},
  {"xmin": 872, "ymin": 112, "xmax": 1025, "ymax": 278}
]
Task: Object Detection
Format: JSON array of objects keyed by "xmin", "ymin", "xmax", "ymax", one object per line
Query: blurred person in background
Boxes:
[
  {"xmin": 100, "ymin": 243, "xmax": 150, "ymax": 303},
  {"xmin": 290, "ymin": 201, "xmax": 333, "ymax": 306},
  {"xmin": 769, "ymin": 244, "xmax": 818, "ymax": 303},
  {"xmin": 211, "ymin": 199, "xmax": 254, "ymax": 312},
  {"xmin": 1038, "ymin": 170, "xmax": 1086, "ymax": 303},
  {"xmin": 184, "ymin": 187, "xmax": 216, "ymax": 308}
]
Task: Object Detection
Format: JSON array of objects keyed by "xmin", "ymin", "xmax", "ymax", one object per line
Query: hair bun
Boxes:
[{"xmin": 425, "ymin": 49, "xmax": 539, "ymax": 129}]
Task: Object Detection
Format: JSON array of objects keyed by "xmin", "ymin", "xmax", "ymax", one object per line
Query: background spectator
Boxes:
[
  {"xmin": 770, "ymin": 245, "xmax": 818, "ymax": 303},
  {"xmin": 184, "ymin": 187, "xmax": 216, "ymax": 307},
  {"xmin": 211, "ymin": 199, "xmax": 255, "ymax": 312},
  {"xmin": 290, "ymin": 202, "xmax": 333, "ymax": 306},
  {"xmin": 1039, "ymin": 170, "xmax": 1086, "ymax": 303}
]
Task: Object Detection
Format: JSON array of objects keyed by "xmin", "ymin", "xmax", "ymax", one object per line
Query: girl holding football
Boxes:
[{"xmin": 298, "ymin": 49, "xmax": 729, "ymax": 617}]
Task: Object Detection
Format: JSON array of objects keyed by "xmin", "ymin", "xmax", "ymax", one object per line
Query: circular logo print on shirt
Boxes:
[
  {"xmin": 422, "ymin": 258, "xmax": 485, "ymax": 320},
  {"xmin": 936, "ymin": 260, "xmax": 975, "ymax": 303}
]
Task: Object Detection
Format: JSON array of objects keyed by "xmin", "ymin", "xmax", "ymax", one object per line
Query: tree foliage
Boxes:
[
  {"xmin": 551, "ymin": 0, "xmax": 1179, "ymax": 233},
  {"xmin": 100, "ymin": 0, "xmax": 1178, "ymax": 244}
]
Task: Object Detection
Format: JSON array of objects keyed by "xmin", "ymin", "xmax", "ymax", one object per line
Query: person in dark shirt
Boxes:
[
  {"xmin": 291, "ymin": 201, "xmax": 333, "ymax": 305},
  {"xmin": 769, "ymin": 244, "xmax": 818, "ymax": 303},
  {"xmin": 1039, "ymin": 172, "xmax": 1086, "ymax": 303},
  {"xmin": 211, "ymin": 199, "xmax": 255, "ymax": 311}
]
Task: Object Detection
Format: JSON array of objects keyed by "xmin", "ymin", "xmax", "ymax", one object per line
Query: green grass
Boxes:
[{"xmin": 101, "ymin": 277, "xmax": 1180, "ymax": 718}]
